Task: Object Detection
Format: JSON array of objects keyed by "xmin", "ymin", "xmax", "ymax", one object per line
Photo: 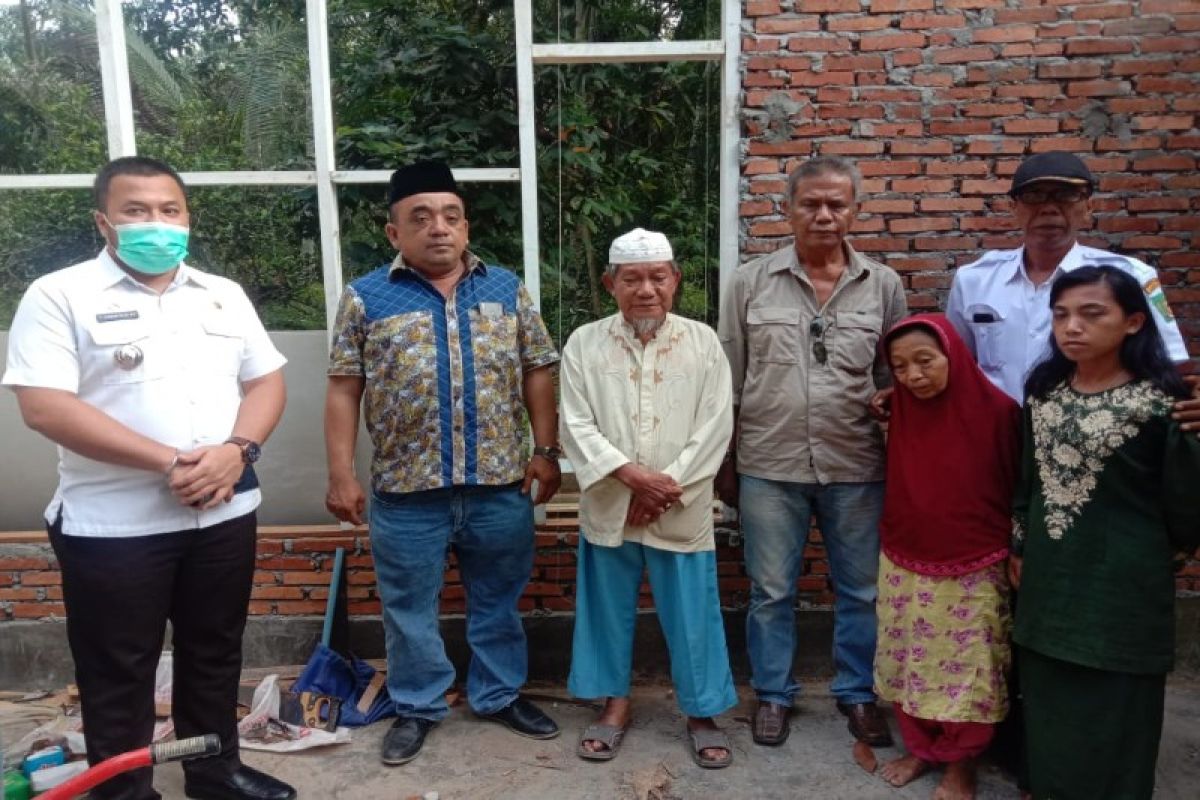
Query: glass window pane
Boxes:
[
  {"xmin": 533, "ymin": 0, "xmax": 721, "ymax": 44},
  {"xmin": 0, "ymin": 188, "xmax": 101, "ymax": 328},
  {"xmin": 331, "ymin": 3, "xmax": 518, "ymax": 170},
  {"xmin": 123, "ymin": 1, "xmax": 314, "ymax": 170},
  {"xmin": 186, "ymin": 185, "xmax": 324, "ymax": 330},
  {"xmin": 338, "ymin": 181, "xmax": 523, "ymax": 283},
  {"xmin": 0, "ymin": 1, "xmax": 106, "ymax": 174},
  {"xmin": 537, "ymin": 60, "xmax": 720, "ymax": 346}
]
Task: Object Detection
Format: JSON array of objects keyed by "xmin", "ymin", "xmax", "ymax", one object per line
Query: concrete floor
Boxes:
[{"xmin": 143, "ymin": 678, "xmax": 1200, "ymax": 800}]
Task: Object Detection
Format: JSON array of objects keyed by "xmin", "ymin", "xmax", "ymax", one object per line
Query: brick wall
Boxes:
[{"xmin": 741, "ymin": 0, "xmax": 1200, "ymax": 361}]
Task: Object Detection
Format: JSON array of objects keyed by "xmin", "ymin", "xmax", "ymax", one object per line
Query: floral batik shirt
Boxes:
[
  {"xmin": 328, "ymin": 252, "xmax": 558, "ymax": 494},
  {"xmin": 1012, "ymin": 380, "xmax": 1200, "ymax": 675}
]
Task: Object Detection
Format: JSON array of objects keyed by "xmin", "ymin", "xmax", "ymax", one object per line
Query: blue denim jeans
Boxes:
[
  {"xmin": 369, "ymin": 483, "xmax": 534, "ymax": 720},
  {"xmin": 740, "ymin": 475, "xmax": 884, "ymax": 706}
]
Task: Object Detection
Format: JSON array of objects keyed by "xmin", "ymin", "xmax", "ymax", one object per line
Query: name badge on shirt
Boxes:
[
  {"xmin": 479, "ymin": 302, "xmax": 503, "ymax": 318},
  {"xmin": 96, "ymin": 310, "xmax": 140, "ymax": 323}
]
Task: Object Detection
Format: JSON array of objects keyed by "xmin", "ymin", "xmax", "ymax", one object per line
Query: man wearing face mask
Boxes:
[{"xmin": 3, "ymin": 157, "xmax": 293, "ymax": 800}]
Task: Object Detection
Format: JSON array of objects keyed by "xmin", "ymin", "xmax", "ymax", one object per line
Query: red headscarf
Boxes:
[{"xmin": 880, "ymin": 313, "xmax": 1021, "ymax": 575}]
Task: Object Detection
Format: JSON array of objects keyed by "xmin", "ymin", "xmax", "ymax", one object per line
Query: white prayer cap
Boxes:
[{"xmin": 608, "ymin": 228, "xmax": 674, "ymax": 265}]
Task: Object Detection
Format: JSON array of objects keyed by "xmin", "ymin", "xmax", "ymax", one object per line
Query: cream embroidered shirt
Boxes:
[{"xmin": 559, "ymin": 313, "xmax": 733, "ymax": 553}]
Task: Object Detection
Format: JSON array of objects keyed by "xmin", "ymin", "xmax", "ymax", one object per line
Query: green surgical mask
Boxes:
[{"xmin": 109, "ymin": 220, "xmax": 190, "ymax": 275}]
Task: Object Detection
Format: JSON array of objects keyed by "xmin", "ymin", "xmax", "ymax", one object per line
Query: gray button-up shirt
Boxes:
[{"xmin": 718, "ymin": 242, "xmax": 908, "ymax": 484}]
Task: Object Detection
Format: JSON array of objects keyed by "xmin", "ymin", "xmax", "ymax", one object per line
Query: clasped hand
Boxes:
[
  {"xmin": 167, "ymin": 444, "xmax": 244, "ymax": 509},
  {"xmin": 616, "ymin": 464, "xmax": 683, "ymax": 528}
]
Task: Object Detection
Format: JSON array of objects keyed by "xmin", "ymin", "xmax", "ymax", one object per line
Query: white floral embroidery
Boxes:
[{"xmin": 1032, "ymin": 382, "xmax": 1170, "ymax": 540}]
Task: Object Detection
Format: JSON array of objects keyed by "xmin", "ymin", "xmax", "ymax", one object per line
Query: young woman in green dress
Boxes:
[{"xmin": 1012, "ymin": 265, "xmax": 1200, "ymax": 800}]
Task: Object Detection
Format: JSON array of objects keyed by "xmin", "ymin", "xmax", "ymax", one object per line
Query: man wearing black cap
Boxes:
[
  {"xmin": 323, "ymin": 162, "xmax": 563, "ymax": 765},
  {"xmin": 945, "ymin": 152, "xmax": 1195, "ymax": 406}
]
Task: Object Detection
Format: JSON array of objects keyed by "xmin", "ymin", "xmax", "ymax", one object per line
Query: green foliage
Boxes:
[{"xmin": 1, "ymin": 0, "xmax": 722, "ymax": 340}]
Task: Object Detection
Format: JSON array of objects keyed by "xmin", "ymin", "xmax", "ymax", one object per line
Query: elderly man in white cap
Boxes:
[{"xmin": 559, "ymin": 228, "xmax": 737, "ymax": 768}]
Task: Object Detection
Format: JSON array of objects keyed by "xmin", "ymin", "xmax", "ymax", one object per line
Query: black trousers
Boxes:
[{"xmin": 48, "ymin": 511, "xmax": 257, "ymax": 800}]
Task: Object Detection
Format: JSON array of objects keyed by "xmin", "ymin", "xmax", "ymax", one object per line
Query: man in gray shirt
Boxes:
[{"xmin": 718, "ymin": 156, "xmax": 907, "ymax": 749}]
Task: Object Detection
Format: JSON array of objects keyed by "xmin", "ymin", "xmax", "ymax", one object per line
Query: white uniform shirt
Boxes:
[
  {"xmin": 559, "ymin": 313, "xmax": 733, "ymax": 553},
  {"xmin": 2, "ymin": 250, "xmax": 287, "ymax": 537},
  {"xmin": 946, "ymin": 242, "xmax": 1189, "ymax": 403}
]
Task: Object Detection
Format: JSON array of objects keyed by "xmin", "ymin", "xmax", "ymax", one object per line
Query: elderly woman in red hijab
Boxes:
[{"xmin": 872, "ymin": 314, "xmax": 1022, "ymax": 800}]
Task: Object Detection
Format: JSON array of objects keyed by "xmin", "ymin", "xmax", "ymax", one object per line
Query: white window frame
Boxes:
[{"xmin": 0, "ymin": 0, "xmax": 742, "ymax": 327}]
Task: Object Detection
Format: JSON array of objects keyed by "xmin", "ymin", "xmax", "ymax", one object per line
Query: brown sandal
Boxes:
[{"xmin": 577, "ymin": 722, "xmax": 628, "ymax": 761}]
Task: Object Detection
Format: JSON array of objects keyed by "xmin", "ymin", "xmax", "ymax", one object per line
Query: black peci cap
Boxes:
[
  {"xmin": 1009, "ymin": 152, "xmax": 1095, "ymax": 197},
  {"xmin": 387, "ymin": 161, "xmax": 460, "ymax": 207}
]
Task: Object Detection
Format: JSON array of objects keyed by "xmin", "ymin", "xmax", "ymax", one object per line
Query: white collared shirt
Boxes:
[
  {"xmin": 559, "ymin": 313, "xmax": 733, "ymax": 553},
  {"xmin": 2, "ymin": 250, "xmax": 287, "ymax": 537},
  {"xmin": 946, "ymin": 242, "xmax": 1189, "ymax": 403}
]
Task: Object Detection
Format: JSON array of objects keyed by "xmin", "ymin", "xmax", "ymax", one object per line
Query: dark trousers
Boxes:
[{"xmin": 48, "ymin": 512, "xmax": 257, "ymax": 800}]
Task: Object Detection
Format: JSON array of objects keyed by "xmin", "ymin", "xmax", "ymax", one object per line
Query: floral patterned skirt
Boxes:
[{"xmin": 874, "ymin": 552, "xmax": 1012, "ymax": 723}]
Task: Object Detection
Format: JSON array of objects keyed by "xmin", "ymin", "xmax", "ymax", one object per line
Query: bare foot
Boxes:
[
  {"xmin": 879, "ymin": 754, "xmax": 930, "ymax": 787},
  {"xmin": 686, "ymin": 716, "xmax": 730, "ymax": 763},
  {"xmin": 933, "ymin": 760, "xmax": 976, "ymax": 800},
  {"xmin": 580, "ymin": 697, "xmax": 631, "ymax": 755}
]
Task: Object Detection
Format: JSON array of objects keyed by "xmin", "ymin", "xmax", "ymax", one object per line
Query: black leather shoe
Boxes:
[
  {"xmin": 477, "ymin": 697, "xmax": 561, "ymax": 739},
  {"xmin": 381, "ymin": 716, "xmax": 437, "ymax": 765},
  {"xmin": 184, "ymin": 765, "xmax": 296, "ymax": 800}
]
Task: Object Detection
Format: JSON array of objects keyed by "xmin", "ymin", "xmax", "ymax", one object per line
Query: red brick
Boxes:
[
  {"xmin": 943, "ymin": 0, "xmax": 1004, "ymax": 7},
  {"xmin": 994, "ymin": 7, "xmax": 1059, "ymax": 23},
  {"xmin": 963, "ymin": 103, "xmax": 1028, "ymax": 117},
  {"xmin": 851, "ymin": 236, "xmax": 911, "ymax": 252},
  {"xmin": 0, "ymin": 557, "xmax": 50, "ymax": 570},
  {"xmin": 12, "ymin": 603, "xmax": 64, "ymax": 618},
  {"xmin": 796, "ymin": 0, "xmax": 859, "ymax": 10},
  {"xmin": 996, "ymin": 84, "xmax": 1061, "ymax": 99},
  {"xmin": 860, "ymin": 122, "xmax": 925, "ymax": 137},
  {"xmin": 820, "ymin": 140, "xmax": 885, "ymax": 155},
  {"xmin": 1133, "ymin": 155, "xmax": 1197, "ymax": 172},
  {"xmin": 748, "ymin": 141, "xmax": 815, "ymax": 157},
  {"xmin": 756, "ymin": 18, "xmax": 821, "ymax": 34},
  {"xmin": 926, "ymin": 161, "xmax": 991, "ymax": 176},
  {"xmin": 746, "ymin": 0, "xmax": 782, "ymax": 16},
  {"xmin": 1004, "ymin": 119, "xmax": 1059, "ymax": 134},
  {"xmin": 858, "ymin": 160, "xmax": 923, "ymax": 176},
  {"xmin": 19, "ymin": 571, "xmax": 60, "ymax": 586},
  {"xmin": 912, "ymin": 70, "xmax": 956, "ymax": 87},
  {"xmin": 281, "ymin": 571, "xmax": 333, "ymax": 586},
  {"xmin": 786, "ymin": 36, "xmax": 852, "ymax": 53},
  {"xmin": 749, "ymin": 221, "xmax": 793, "ymax": 237},
  {"xmin": 1142, "ymin": 36, "xmax": 1200, "ymax": 53},
  {"xmin": 940, "ymin": 86, "xmax": 995, "ymax": 101},
  {"xmin": 933, "ymin": 46, "xmax": 997, "ymax": 64},
  {"xmin": 911, "ymin": 274, "xmax": 953, "ymax": 289},
  {"xmin": 890, "ymin": 140, "xmax": 954, "ymax": 156},
  {"xmin": 252, "ymin": 586, "xmax": 304, "ymax": 600},
  {"xmin": 1128, "ymin": 197, "xmax": 1190, "ymax": 213},
  {"xmin": 914, "ymin": 235, "xmax": 980, "ymax": 250},
  {"xmin": 289, "ymin": 537, "xmax": 353, "ymax": 553},
  {"xmin": 1067, "ymin": 80, "xmax": 1130, "ymax": 97},
  {"xmin": 930, "ymin": 121, "xmax": 993, "ymax": 135},
  {"xmin": 1096, "ymin": 135, "xmax": 1165, "ymax": 151},
  {"xmin": 1098, "ymin": 217, "xmax": 1162, "ymax": 234},
  {"xmin": 1036, "ymin": 22, "xmax": 1103, "ymax": 39},
  {"xmin": 1065, "ymin": 39, "xmax": 1135, "ymax": 55},
  {"xmin": 253, "ymin": 570, "xmax": 278, "ymax": 585},
  {"xmin": 1083, "ymin": 157, "xmax": 1128, "ymax": 172},
  {"xmin": 1109, "ymin": 98, "xmax": 1169, "ymax": 114},
  {"xmin": 274, "ymin": 601, "xmax": 328, "ymax": 615},
  {"xmin": 788, "ymin": 71, "xmax": 857, "ymax": 87},
  {"xmin": 1099, "ymin": 175, "xmax": 1164, "ymax": 192},
  {"xmin": 1164, "ymin": 216, "xmax": 1200, "ymax": 231},
  {"xmin": 256, "ymin": 556, "xmax": 314, "ymax": 570},
  {"xmin": 891, "ymin": 178, "xmax": 956, "ymax": 193},
  {"xmin": 1037, "ymin": 61, "xmax": 1103, "ymax": 80},
  {"xmin": 921, "ymin": 198, "xmax": 987, "ymax": 212},
  {"xmin": 1126, "ymin": 236, "xmax": 1184, "ymax": 250},
  {"xmin": 1073, "ymin": 3, "xmax": 1134, "ymax": 20},
  {"xmin": 817, "ymin": 103, "xmax": 886, "ymax": 120},
  {"xmin": 1112, "ymin": 60, "xmax": 1178, "ymax": 77},
  {"xmin": 859, "ymin": 32, "xmax": 928, "ymax": 51},
  {"xmin": 889, "ymin": 218, "xmax": 956, "ymax": 233},
  {"xmin": 961, "ymin": 217, "xmax": 1019, "ymax": 232},
  {"xmin": 349, "ymin": 601, "xmax": 383, "ymax": 615},
  {"xmin": 900, "ymin": 11, "xmax": 966, "ymax": 29},
  {"xmin": 1132, "ymin": 116, "xmax": 1195, "ymax": 131},
  {"xmin": 827, "ymin": 16, "xmax": 893, "ymax": 32},
  {"xmin": 1143, "ymin": 0, "xmax": 1200, "ymax": 11},
  {"xmin": 973, "ymin": 25, "xmax": 1038, "ymax": 43},
  {"xmin": 1030, "ymin": 137, "xmax": 1093, "ymax": 153},
  {"xmin": 0, "ymin": 588, "xmax": 40, "ymax": 600},
  {"xmin": 961, "ymin": 179, "xmax": 1011, "ymax": 195}
]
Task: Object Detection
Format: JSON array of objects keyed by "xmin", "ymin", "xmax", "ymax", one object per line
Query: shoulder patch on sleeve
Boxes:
[{"xmin": 1143, "ymin": 278, "xmax": 1175, "ymax": 321}]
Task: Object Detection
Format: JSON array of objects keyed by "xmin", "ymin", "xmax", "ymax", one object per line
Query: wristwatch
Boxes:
[
  {"xmin": 532, "ymin": 445, "xmax": 562, "ymax": 462},
  {"xmin": 224, "ymin": 436, "xmax": 262, "ymax": 464}
]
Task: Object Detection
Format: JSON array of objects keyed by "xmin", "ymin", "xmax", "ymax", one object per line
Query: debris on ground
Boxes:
[{"xmin": 626, "ymin": 760, "xmax": 678, "ymax": 800}]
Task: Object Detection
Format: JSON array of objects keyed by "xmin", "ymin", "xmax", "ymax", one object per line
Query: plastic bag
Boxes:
[{"xmin": 237, "ymin": 675, "xmax": 350, "ymax": 753}]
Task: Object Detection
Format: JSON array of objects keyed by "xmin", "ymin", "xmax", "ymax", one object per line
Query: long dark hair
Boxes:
[{"xmin": 1024, "ymin": 265, "xmax": 1189, "ymax": 400}]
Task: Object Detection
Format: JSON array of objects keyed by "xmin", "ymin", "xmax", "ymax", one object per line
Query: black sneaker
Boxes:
[{"xmin": 381, "ymin": 716, "xmax": 437, "ymax": 765}]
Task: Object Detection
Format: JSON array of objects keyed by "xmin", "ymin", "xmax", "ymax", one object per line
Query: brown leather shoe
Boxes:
[
  {"xmin": 837, "ymin": 701, "xmax": 893, "ymax": 747},
  {"xmin": 752, "ymin": 701, "xmax": 791, "ymax": 746}
]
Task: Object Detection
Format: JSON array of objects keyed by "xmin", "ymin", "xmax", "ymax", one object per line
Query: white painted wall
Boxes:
[{"xmin": 0, "ymin": 331, "xmax": 370, "ymax": 529}]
